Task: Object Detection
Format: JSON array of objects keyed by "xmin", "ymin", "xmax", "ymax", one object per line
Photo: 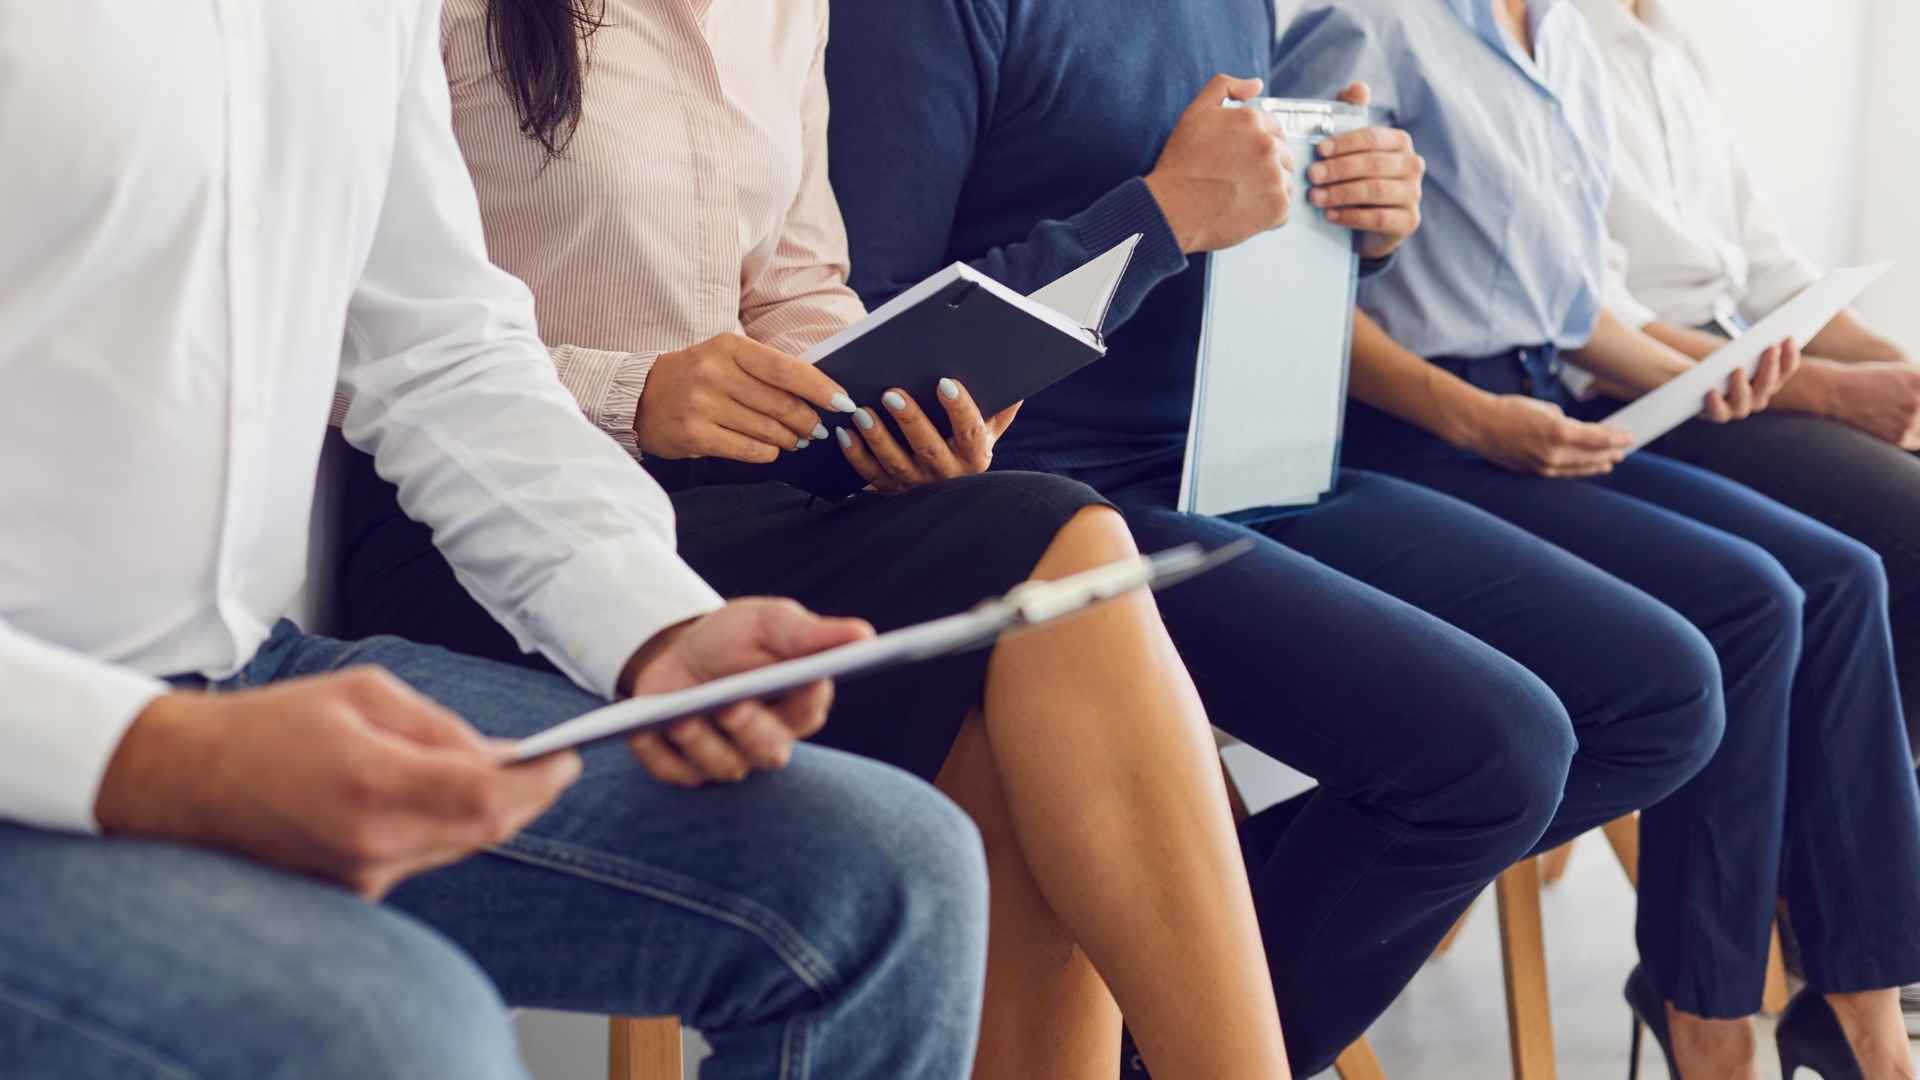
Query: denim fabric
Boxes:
[
  {"xmin": 1342, "ymin": 348, "xmax": 1920, "ymax": 1016},
  {"xmin": 0, "ymin": 624, "xmax": 988, "ymax": 1080}
]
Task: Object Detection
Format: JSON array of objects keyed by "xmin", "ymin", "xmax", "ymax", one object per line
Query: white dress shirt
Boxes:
[
  {"xmin": 1576, "ymin": 0, "xmax": 1822, "ymax": 329},
  {"xmin": 0, "ymin": 0, "xmax": 722, "ymax": 833}
]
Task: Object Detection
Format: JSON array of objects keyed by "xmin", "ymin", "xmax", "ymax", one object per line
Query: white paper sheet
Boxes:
[
  {"xmin": 1028, "ymin": 235, "xmax": 1141, "ymax": 331},
  {"xmin": 802, "ymin": 236, "xmax": 1140, "ymax": 365},
  {"xmin": 1604, "ymin": 263, "xmax": 1894, "ymax": 450}
]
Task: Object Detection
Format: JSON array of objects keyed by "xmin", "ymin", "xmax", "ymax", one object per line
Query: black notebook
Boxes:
[
  {"xmin": 729, "ymin": 237, "xmax": 1140, "ymax": 499},
  {"xmin": 812, "ymin": 235, "xmax": 1138, "ymax": 433}
]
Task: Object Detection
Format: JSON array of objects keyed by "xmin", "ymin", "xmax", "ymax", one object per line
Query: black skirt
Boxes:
[{"xmin": 336, "ymin": 450, "xmax": 1108, "ymax": 779}]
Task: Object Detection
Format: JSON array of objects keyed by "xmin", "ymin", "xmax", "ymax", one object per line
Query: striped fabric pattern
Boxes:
[{"xmin": 437, "ymin": 0, "xmax": 868, "ymax": 456}]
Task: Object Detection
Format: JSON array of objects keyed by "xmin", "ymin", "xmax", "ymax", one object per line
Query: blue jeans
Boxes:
[
  {"xmin": 0, "ymin": 624, "xmax": 989, "ymax": 1079},
  {"xmin": 1342, "ymin": 345, "xmax": 1920, "ymax": 1016}
]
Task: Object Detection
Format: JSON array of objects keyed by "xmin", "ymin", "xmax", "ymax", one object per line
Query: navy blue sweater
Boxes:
[{"xmin": 825, "ymin": 0, "xmax": 1281, "ymax": 472}]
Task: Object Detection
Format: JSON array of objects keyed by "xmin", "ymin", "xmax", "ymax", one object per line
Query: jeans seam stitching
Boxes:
[
  {"xmin": 779, "ymin": 1012, "xmax": 807, "ymax": 1080},
  {"xmin": 0, "ymin": 979, "xmax": 206, "ymax": 1080},
  {"xmin": 490, "ymin": 837, "xmax": 843, "ymax": 998}
]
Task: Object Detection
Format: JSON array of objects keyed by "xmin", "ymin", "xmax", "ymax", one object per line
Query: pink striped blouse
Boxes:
[{"xmin": 438, "ymin": 0, "xmax": 868, "ymax": 457}]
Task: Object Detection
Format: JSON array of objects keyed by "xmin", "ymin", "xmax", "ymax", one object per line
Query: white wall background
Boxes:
[
  {"xmin": 1854, "ymin": 0, "xmax": 1920, "ymax": 341},
  {"xmin": 1657, "ymin": 0, "xmax": 1871, "ymax": 272},
  {"xmin": 1639, "ymin": 0, "xmax": 1917, "ymax": 344}
]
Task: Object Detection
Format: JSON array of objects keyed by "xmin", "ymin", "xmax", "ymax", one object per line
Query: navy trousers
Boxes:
[
  {"xmin": 1337, "ymin": 346, "xmax": 1920, "ymax": 1017},
  {"xmin": 1063, "ymin": 449, "xmax": 1721, "ymax": 1070}
]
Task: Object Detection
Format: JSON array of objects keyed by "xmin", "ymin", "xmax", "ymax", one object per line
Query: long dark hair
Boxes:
[{"xmin": 484, "ymin": 0, "xmax": 606, "ymax": 158}]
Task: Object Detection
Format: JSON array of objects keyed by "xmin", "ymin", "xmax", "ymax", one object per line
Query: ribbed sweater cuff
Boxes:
[{"xmin": 1072, "ymin": 177, "xmax": 1188, "ymax": 288}]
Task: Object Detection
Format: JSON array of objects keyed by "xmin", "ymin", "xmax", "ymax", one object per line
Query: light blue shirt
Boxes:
[{"xmin": 1270, "ymin": 0, "xmax": 1616, "ymax": 359}]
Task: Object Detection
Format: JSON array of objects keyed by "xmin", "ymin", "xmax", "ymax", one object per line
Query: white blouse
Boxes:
[{"xmin": 1577, "ymin": 0, "xmax": 1822, "ymax": 330}]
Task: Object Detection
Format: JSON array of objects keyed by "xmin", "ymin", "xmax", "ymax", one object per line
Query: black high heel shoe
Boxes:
[
  {"xmin": 1776, "ymin": 989, "xmax": 1867, "ymax": 1079},
  {"xmin": 1624, "ymin": 965, "xmax": 1682, "ymax": 1080}
]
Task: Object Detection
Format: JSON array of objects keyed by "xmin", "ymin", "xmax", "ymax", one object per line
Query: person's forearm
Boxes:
[
  {"xmin": 1349, "ymin": 309, "xmax": 1493, "ymax": 448},
  {"xmin": 1640, "ymin": 318, "xmax": 1846, "ymax": 416},
  {"xmin": 1805, "ymin": 310, "xmax": 1908, "ymax": 365},
  {"xmin": 1564, "ymin": 309, "xmax": 1694, "ymax": 398},
  {"xmin": 94, "ymin": 694, "xmax": 217, "ymax": 841}
]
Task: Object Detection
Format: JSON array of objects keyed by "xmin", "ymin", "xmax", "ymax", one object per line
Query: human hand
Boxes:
[
  {"xmin": 1144, "ymin": 74, "xmax": 1295, "ymax": 255},
  {"xmin": 636, "ymin": 333, "xmax": 857, "ymax": 462},
  {"xmin": 1814, "ymin": 360, "xmax": 1920, "ymax": 448},
  {"xmin": 1699, "ymin": 337, "xmax": 1800, "ymax": 424},
  {"xmin": 1462, "ymin": 394, "xmax": 1633, "ymax": 478},
  {"xmin": 618, "ymin": 599, "xmax": 874, "ymax": 787},
  {"xmin": 94, "ymin": 670, "xmax": 581, "ymax": 900},
  {"xmin": 1308, "ymin": 83, "xmax": 1424, "ymax": 259},
  {"xmin": 834, "ymin": 378, "xmax": 1021, "ymax": 494}
]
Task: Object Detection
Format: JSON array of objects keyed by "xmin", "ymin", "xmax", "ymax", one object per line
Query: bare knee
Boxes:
[{"xmin": 1036, "ymin": 505, "xmax": 1139, "ymax": 577}]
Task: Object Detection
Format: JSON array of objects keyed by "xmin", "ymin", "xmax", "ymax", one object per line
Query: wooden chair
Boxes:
[
  {"xmin": 1536, "ymin": 816, "xmax": 1792, "ymax": 1014},
  {"xmin": 609, "ymin": 1017, "xmax": 683, "ymax": 1080},
  {"xmin": 1430, "ymin": 813, "xmax": 1793, "ymax": 1080}
]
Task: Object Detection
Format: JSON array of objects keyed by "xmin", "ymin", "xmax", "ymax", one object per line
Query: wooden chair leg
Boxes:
[
  {"xmin": 1495, "ymin": 858, "xmax": 1557, "ymax": 1080},
  {"xmin": 1600, "ymin": 815, "xmax": 1640, "ymax": 888},
  {"xmin": 1333, "ymin": 1036, "xmax": 1388, "ymax": 1080},
  {"xmin": 1539, "ymin": 840, "xmax": 1576, "ymax": 885},
  {"xmin": 609, "ymin": 1016, "xmax": 682, "ymax": 1080}
]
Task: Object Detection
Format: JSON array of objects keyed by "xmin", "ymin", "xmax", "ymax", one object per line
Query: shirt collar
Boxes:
[
  {"xmin": 1444, "ymin": 0, "xmax": 1573, "ymax": 42},
  {"xmin": 1444, "ymin": 0, "xmax": 1572, "ymax": 92}
]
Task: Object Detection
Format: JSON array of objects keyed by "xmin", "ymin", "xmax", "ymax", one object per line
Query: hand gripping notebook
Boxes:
[
  {"xmin": 810, "ymin": 235, "xmax": 1140, "ymax": 434},
  {"xmin": 740, "ymin": 238, "xmax": 1141, "ymax": 498}
]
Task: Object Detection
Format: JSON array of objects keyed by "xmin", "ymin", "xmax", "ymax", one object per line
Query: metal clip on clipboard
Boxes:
[
  {"xmin": 509, "ymin": 541, "xmax": 1253, "ymax": 762},
  {"xmin": 1239, "ymin": 98, "xmax": 1350, "ymax": 140}
]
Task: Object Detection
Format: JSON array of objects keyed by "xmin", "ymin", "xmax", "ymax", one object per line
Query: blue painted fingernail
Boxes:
[
  {"xmin": 811, "ymin": 422, "xmax": 829, "ymax": 440},
  {"xmin": 939, "ymin": 378, "xmax": 960, "ymax": 401},
  {"xmin": 794, "ymin": 437, "xmax": 809, "ymax": 450},
  {"xmin": 830, "ymin": 393, "xmax": 856, "ymax": 413},
  {"xmin": 835, "ymin": 427, "xmax": 853, "ymax": 449},
  {"xmin": 855, "ymin": 408, "xmax": 876, "ymax": 431},
  {"xmin": 883, "ymin": 391, "xmax": 907, "ymax": 412}
]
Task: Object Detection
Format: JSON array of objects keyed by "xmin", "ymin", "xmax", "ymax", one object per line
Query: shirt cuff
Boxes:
[
  {"xmin": 506, "ymin": 535, "xmax": 725, "ymax": 700},
  {"xmin": 1072, "ymin": 177, "xmax": 1189, "ymax": 289},
  {"xmin": 550, "ymin": 345, "xmax": 660, "ymax": 461},
  {"xmin": 0, "ymin": 635, "xmax": 168, "ymax": 833}
]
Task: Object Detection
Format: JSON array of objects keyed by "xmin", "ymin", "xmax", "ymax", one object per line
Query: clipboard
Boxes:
[
  {"xmin": 509, "ymin": 540, "xmax": 1251, "ymax": 763},
  {"xmin": 1180, "ymin": 99, "xmax": 1370, "ymax": 515}
]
